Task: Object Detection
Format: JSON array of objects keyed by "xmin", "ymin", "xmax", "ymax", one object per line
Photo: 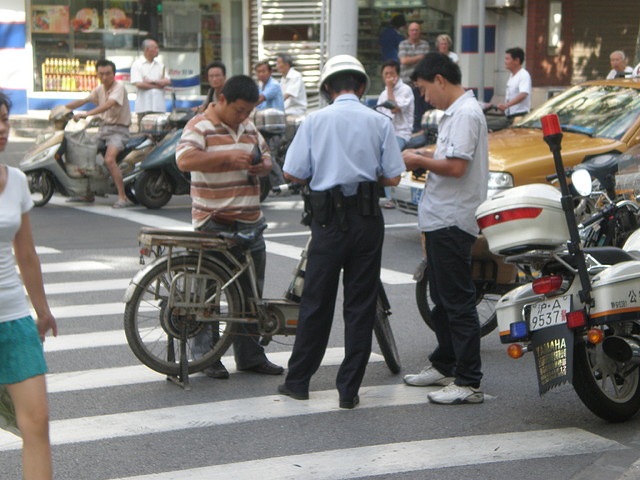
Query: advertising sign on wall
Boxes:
[{"xmin": 31, "ymin": 5, "xmax": 70, "ymax": 34}]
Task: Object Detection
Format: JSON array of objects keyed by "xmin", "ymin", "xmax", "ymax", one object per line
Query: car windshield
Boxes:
[{"xmin": 516, "ymin": 84, "xmax": 640, "ymax": 140}]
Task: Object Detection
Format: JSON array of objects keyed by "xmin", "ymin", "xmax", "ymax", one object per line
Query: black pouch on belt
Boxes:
[
  {"xmin": 308, "ymin": 190, "xmax": 332, "ymax": 226},
  {"xmin": 357, "ymin": 181, "xmax": 381, "ymax": 217}
]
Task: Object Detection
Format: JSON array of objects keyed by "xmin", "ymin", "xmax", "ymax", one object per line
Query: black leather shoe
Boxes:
[
  {"xmin": 202, "ymin": 360, "xmax": 229, "ymax": 379},
  {"xmin": 339, "ymin": 395, "xmax": 360, "ymax": 409},
  {"xmin": 241, "ymin": 360, "xmax": 284, "ymax": 375},
  {"xmin": 277, "ymin": 384, "xmax": 309, "ymax": 400}
]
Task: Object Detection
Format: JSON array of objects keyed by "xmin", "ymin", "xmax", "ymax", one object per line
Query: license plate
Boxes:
[
  {"xmin": 410, "ymin": 187, "xmax": 423, "ymax": 205},
  {"xmin": 529, "ymin": 295, "xmax": 571, "ymax": 331}
]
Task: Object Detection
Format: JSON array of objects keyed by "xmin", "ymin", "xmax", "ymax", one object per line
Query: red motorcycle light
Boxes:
[
  {"xmin": 477, "ymin": 207, "xmax": 542, "ymax": 230},
  {"xmin": 587, "ymin": 328, "xmax": 604, "ymax": 344},
  {"xmin": 507, "ymin": 344, "xmax": 524, "ymax": 359},
  {"xmin": 541, "ymin": 114, "xmax": 562, "ymax": 136},
  {"xmin": 532, "ymin": 275, "xmax": 563, "ymax": 294},
  {"xmin": 567, "ymin": 310, "xmax": 586, "ymax": 329}
]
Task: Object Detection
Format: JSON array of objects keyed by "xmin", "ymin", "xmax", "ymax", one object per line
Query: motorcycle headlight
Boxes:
[{"xmin": 487, "ymin": 171, "xmax": 514, "ymax": 197}]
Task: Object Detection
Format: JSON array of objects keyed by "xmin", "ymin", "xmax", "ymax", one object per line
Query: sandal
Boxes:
[{"xmin": 112, "ymin": 200, "xmax": 134, "ymax": 209}]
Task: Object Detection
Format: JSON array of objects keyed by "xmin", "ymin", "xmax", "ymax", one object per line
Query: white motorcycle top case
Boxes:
[{"xmin": 476, "ymin": 184, "xmax": 570, "ymax": 256}]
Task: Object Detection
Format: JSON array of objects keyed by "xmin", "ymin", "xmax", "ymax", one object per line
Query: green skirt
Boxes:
[{"xmin": 0, "ymin": 316, "xmax": 48, "ymax": 385}]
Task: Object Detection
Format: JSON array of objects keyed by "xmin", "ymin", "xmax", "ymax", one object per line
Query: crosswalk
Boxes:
[{"xmin": 1, "ymin": 201, "xmax": 632, "ymax": 479}]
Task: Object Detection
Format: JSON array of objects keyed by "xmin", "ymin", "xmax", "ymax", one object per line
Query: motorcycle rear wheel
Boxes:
[
  {"xmin": 573, "ymin": 332, "xmax": 640, "ymax": 422},
  {"xmin": 135, "ymin": 169, "xmax": 173, "ymax": 209},
  {"xmin": 415, "ymin": 270, "xmax": 498, "ymax": 337},
  {"xmin": 27, "ymin": 170, "xmax": 55, "ymax": 207},
  {"xmin": 124, "ymin": 255, "xmax": 243, "ymax": 376}
]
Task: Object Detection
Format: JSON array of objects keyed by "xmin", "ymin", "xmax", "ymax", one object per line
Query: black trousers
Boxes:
[
  {"xmin": 425, "ymin": 227, "xmax": 483, "ymax": 387},
  {"xmin": 284, "ymin": 206, "xmax": 384, "ymax": 399}
]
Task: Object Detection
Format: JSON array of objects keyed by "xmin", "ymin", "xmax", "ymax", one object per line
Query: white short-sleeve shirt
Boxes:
[
  {"xmin": 280, "ymin": 68, "xmax": 307, "ymax": 116},
  {"xmin": 0, "ymin": 167, "xmax": 34, "ymax": 322},
  {"xmin": 130, "ymin": 57, "xmax": 169, "ymax": 113},
  {"xmin": 505, "ymin": 68, "xmax": 532, "ymax": 116},
  {"xmin": 418, "ymin": 91, "xmax": 489, "ymax": 236}
]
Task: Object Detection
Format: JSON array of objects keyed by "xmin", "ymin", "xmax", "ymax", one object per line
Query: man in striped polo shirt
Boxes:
[{"xmin": 176, "ymin": 75, "xmax": 284, "ymax": 379}]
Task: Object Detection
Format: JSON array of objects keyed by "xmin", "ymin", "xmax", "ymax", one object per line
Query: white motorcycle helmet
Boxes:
[{"xmin": 319, "ymin": 54, "xmax": 370, "ymax": 103}]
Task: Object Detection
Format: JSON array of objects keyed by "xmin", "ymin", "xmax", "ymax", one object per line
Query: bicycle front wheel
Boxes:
[
  {"xmin": 124, "ymin": 255, "xmax": 244, "ymax": 376},
  {"xmin": 374, "ymin": 292, "xmax": 401, "ymax": 374}
]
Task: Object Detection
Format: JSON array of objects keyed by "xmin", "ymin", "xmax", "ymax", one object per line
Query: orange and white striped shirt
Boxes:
[{"xmin": 177, "ymin": 113, "xmax": 270, "ymax": 228}]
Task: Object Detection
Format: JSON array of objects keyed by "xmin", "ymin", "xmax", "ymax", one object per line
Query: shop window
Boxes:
[
  {"xmin": 263, "ymin": 24, "xmax": 319, "ymax": 42},
  {"xmin": 548, "ymin": 1, "xmax": 562, "ymax": 56}
]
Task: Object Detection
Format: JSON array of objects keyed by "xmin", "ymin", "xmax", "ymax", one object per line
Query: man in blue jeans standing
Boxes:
[{"xmin": 402, "ymin": 53, "xmax": 488, "ymax": 404}]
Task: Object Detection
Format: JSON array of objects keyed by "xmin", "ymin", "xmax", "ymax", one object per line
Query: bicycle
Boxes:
[{"xmin": 123, "ymin": 224, "xmax": 401, "ymax": 388}]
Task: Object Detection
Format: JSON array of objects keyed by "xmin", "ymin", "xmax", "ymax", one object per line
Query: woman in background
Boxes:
[
  {"xmin": 0, "ymin": 91, "xmax": 57, "ymax": 480},
  {"xmin": 436, "ymin": 34, "xmax": 459, "ymax": 64}
]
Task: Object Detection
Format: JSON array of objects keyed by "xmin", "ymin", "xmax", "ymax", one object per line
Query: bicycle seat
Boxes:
[{"xmin": 218, "ymin": 223, "xmax": 269, "ymax": 249}]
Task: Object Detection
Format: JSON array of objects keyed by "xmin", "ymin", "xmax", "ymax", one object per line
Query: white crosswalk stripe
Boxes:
[
  {"xmin": 107, "ymin": 428, "xmax": 621, "ymax": 480},
  {"xmin": 1, "ymin": 243, "xmax": 625, "ymax": 480}
]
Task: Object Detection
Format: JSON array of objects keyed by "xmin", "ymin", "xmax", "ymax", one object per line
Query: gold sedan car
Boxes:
[{"xmin": 391, "ymin": 78, "xmax": 640, "ymax": 214}]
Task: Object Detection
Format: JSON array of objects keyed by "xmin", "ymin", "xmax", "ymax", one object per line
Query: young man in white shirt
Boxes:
[
  {"xmin": 402, "ymin": 52, "xmax": 488, "ymax": 405},
  {"xmin": 497, "ymin": 47, "xmax": 531, "ymax": 120},
  {"xmin": 130, "ymin": 38, "xmax": 171, "ymax": 114}
]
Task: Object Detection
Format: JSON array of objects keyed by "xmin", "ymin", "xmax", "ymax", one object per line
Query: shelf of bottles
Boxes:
[{"xmin": 42, "ymin": 58, "xmax": 99, "ymax": 92}]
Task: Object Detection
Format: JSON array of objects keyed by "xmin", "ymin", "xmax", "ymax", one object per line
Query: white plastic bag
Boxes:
[{"xmin": 0, "ymin": 385, "xmax": 20, "ymax": 437}]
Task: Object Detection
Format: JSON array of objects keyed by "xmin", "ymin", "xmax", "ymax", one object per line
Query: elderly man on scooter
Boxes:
[{"xmin": 65, "ymin": 59, "xmax": 133, "ymax": 208}]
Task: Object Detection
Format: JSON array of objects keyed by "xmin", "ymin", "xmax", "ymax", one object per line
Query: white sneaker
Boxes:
[
  {"xmin": 427, "ymin": 382, "xmax": 484, "ymax": 405},
  {"xmin": 403, "ymin": 366, "xmax": 455, "ymax": 387}
]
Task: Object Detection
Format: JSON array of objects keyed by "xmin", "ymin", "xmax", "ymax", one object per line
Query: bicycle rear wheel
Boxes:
[
  {"xmin": 415, "ymin": 270, "xmax": 498, "ymax": 337},
  {"xmin": 124, "ymin": 255, "xmax": 244, "ymax": 376},
  {"xmin": 374, "ymin": 288, "xmax": 401, "ymax": 374}
]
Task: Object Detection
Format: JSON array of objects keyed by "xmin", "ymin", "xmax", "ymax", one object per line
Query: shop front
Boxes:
[{"xmin": 1, "ymin": 0, "xmax": 248, "ymax": 113}]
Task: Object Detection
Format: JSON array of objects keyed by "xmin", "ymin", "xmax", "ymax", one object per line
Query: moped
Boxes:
[{"xmin": 20, "ymin": 106, "xmax": 169, "ymax": 206}]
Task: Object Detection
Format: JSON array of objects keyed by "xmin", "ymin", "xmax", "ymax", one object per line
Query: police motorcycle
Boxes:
[
  {"xmin": 130, "ymin": 108, "xmax": 194, "ymax": 209},
  {"xmin": 20, "ymin": 105, "xmax": 167, "ymax": 206},
  {"xmin": 476, "ymin": 113, "xmax": 640, "ymax": 422}
]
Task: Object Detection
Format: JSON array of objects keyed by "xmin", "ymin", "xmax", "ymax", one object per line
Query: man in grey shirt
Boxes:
[
  {"xmin": 402, "ymin": 52, "xmax": 488, "ymax": 405},
  {"xmin": 399, "ymin": 22, "xmax": 431, "ymax": 132}
]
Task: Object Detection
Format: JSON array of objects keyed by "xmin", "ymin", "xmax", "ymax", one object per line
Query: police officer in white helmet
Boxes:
[{"xmin": 277, "ymin": 55, "xmax": 405, "ymax": 409}]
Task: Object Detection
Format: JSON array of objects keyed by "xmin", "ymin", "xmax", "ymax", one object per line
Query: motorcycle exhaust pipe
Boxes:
[{"xmin": 602, "ymin": 335, "xmax": 640, "ymax": 364}]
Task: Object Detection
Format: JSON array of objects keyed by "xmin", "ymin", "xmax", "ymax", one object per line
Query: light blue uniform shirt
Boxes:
[
  {"xmin": 283, "ymin": 93, "xmax": 405, "ymax": 196},
  {"xmin": 255, "ymin": 76, "xmax": 285, "ymax": 111}
]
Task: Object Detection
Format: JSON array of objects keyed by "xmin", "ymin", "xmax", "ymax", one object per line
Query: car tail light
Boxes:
[{"xmin": 477, "ymin": 207, "xmax": 542, "ymax": 230}]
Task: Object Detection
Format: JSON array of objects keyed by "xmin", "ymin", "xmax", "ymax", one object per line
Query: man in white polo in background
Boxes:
[
  {"xmin": 131, "ymin": 38, "xmax": 171, "ymax": 114},
  {"xmin": 276, "ymin": 54, "xmax": 307, "ymax": 116}
]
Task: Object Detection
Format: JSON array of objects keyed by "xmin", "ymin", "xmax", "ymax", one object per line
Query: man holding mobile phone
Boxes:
[{"xmin": 176, "ymin": 75, "xmax": 283, "ymax": 379}]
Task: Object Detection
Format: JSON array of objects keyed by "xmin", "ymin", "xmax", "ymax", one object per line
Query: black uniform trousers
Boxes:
[
  {"xmin": 284, "ymin": 204, "xmax": 384, "ymax": 400},
  {"xmin": 425, "ymin": 227, "xmax": 483, "ymax": 387}
]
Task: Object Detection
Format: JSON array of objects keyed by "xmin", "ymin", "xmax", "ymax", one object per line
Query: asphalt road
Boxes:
[{"xmin": 2, "ymin": 136, "xmax": 640, "ymax": 479}]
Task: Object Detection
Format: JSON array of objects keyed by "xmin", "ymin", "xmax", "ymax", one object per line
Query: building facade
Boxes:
[{"xmin": 1, "ymin": 1, "xmax": 639, "ymax": 114}]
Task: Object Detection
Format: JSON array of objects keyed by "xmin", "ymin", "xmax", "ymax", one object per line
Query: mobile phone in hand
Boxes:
[{"xmin": 251, "ymin": 144, "xmax": 261, "ymax": 165}]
